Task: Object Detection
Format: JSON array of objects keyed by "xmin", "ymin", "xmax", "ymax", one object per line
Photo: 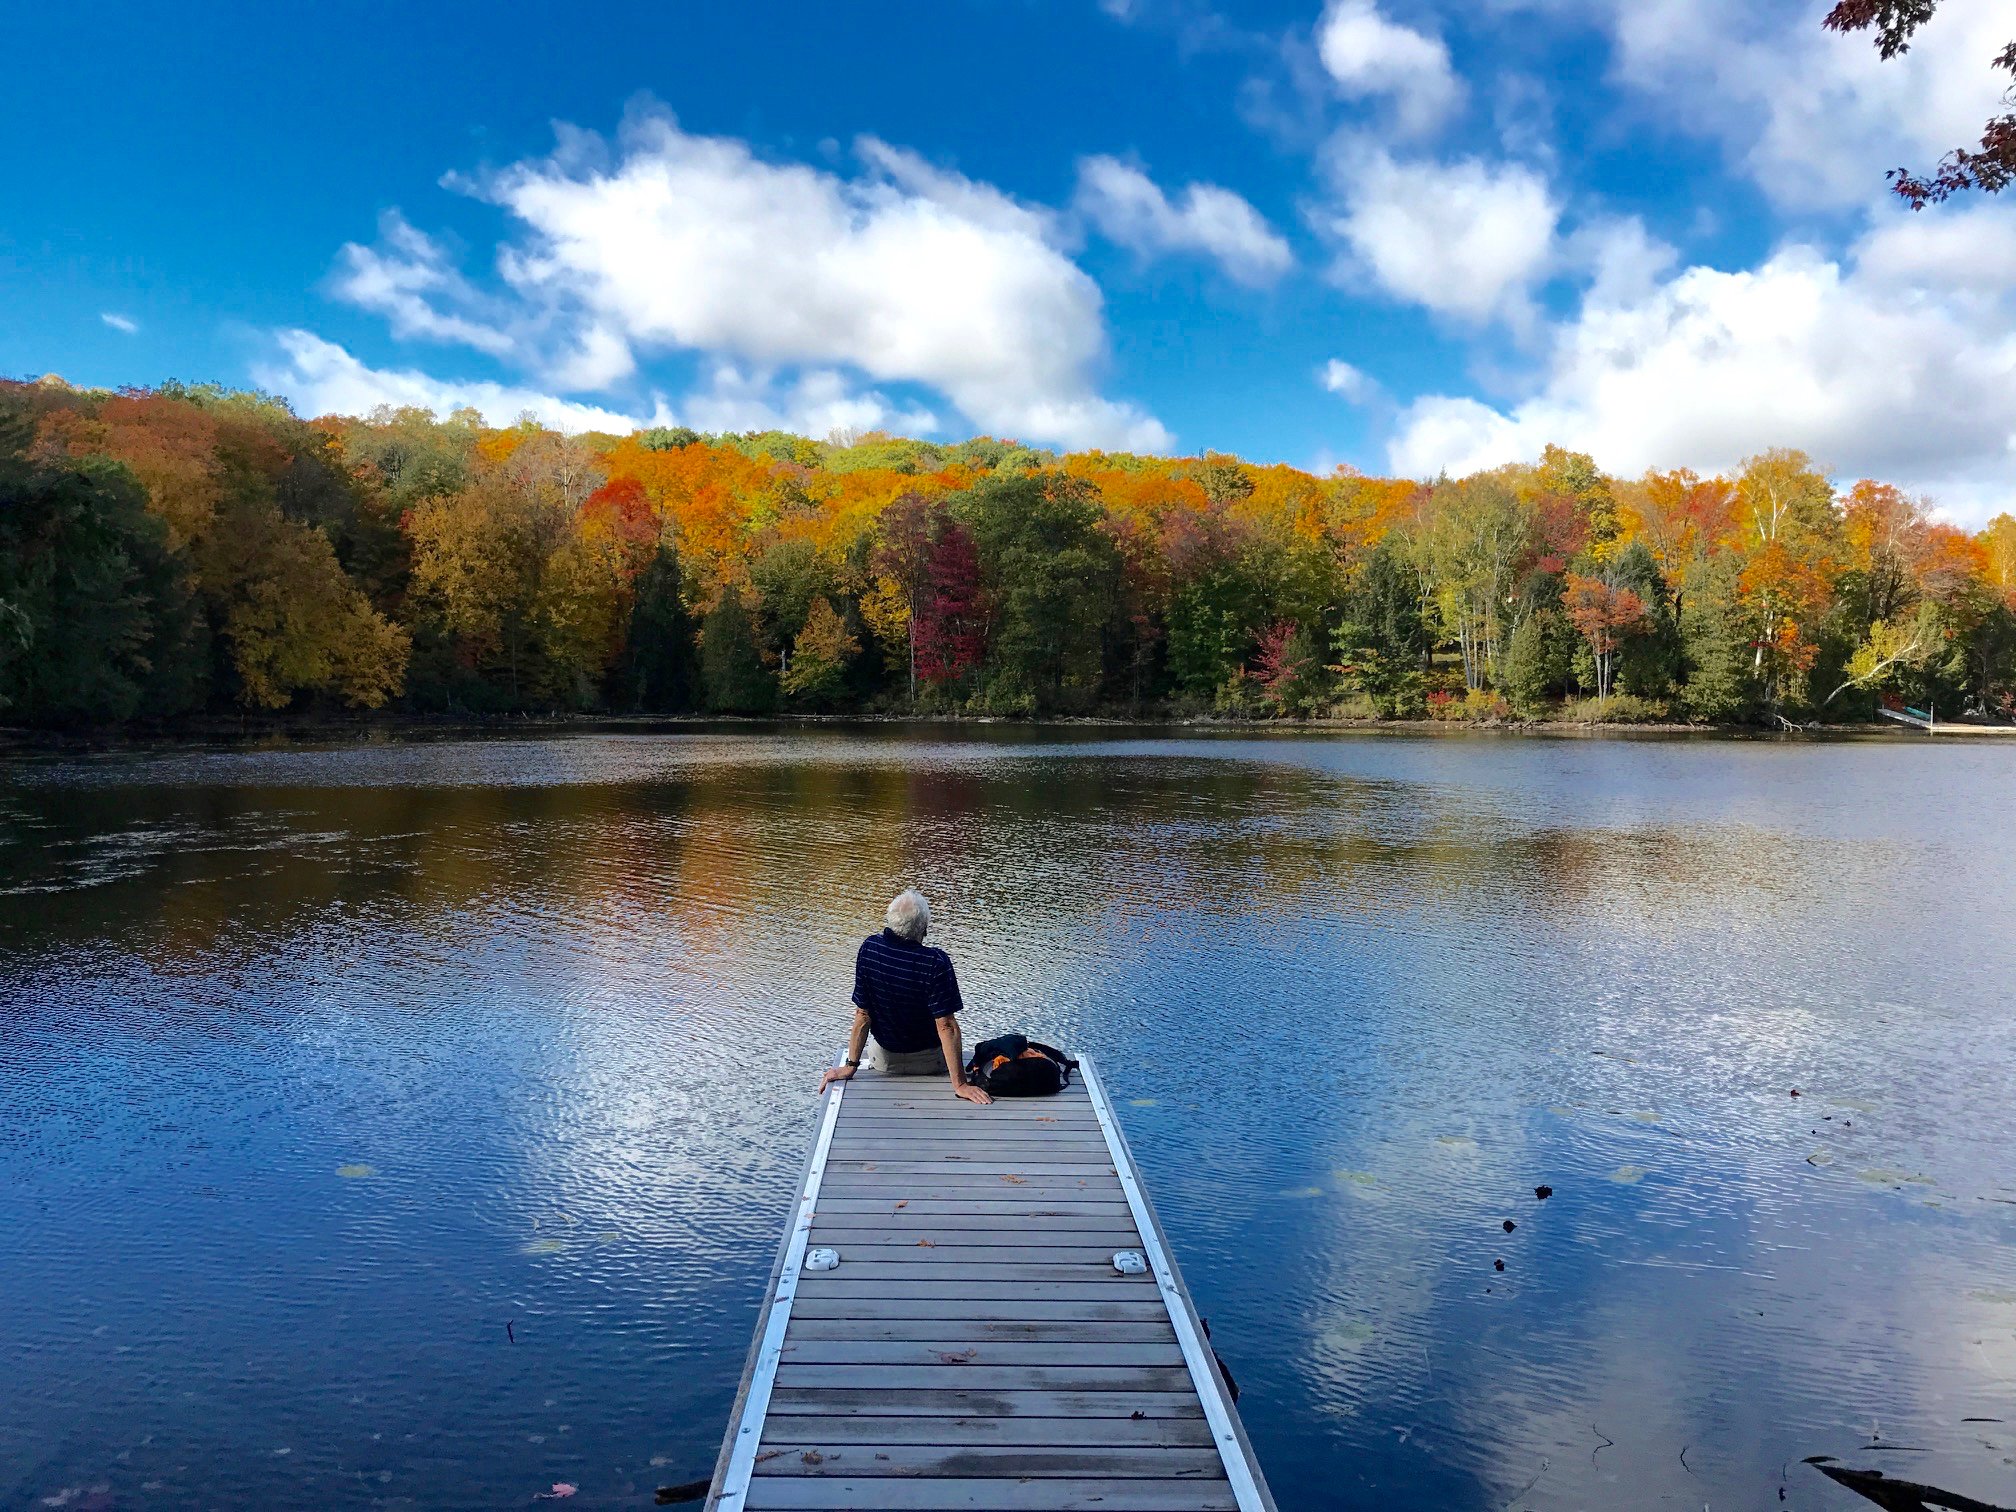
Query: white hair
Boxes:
[{"xmin": 885, "ymin": 889, "xmax": 931, "ymax": 941}]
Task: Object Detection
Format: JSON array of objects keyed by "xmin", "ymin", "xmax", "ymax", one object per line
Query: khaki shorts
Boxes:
[{"xmin": 867, "ymin": 1042, "xmax": 947, "ymax": 1076}]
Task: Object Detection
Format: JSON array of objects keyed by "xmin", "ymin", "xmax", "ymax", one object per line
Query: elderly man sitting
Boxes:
[{"xmin": 818, "ymin": 889, "xmax": 992, "ymax": 1105}]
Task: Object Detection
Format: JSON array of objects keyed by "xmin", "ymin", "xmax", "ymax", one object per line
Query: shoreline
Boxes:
[{"xmin": 2, "ymin": 708, "xmax": 1995, "ymax": 752}]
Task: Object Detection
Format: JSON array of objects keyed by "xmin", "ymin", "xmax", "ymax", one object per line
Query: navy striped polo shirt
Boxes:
[{"xmin": 853, "ymin": 928, "xmax": 965, "ymax": 1053}]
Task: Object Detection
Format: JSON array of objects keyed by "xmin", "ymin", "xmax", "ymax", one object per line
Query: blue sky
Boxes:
[{"xmin": 5, "ymin": 0, "xmax": 2013, "ymax": 521}]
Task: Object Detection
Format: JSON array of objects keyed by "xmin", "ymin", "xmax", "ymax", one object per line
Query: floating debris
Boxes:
[
  {"xmin": 1502, "ymin": 1219, "xmax": 1517, "ymax": 1233},
  {"xmin": 1534, "ymin": 1185, "xmax": 1554, "ymax": 1201},
  {"xmin": 1806, "ymin": 1457, "xmax": 2013, "ymax": 1511},
  {"xmin": 1494, "ymin": 1258, "xmax": 1506, "ymax": 1272}
]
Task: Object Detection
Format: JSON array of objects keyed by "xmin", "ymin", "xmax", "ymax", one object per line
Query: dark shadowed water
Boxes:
[{"xmin": 3, "ymin": 727, "xmax": 2014, "ymax": 1512}]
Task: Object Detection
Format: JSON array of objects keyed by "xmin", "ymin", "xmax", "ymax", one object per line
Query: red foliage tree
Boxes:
[
  {"xmin": 913, "ymin": 521, "xmax": 986, "ymax": 688},
  {"xmin": 1562, "ymin": 573, "xmax": 1648, "ymax": 701},
  {"xmin": 1824, "ymin": 1, "xmax": 2015, "ymax": 205}
]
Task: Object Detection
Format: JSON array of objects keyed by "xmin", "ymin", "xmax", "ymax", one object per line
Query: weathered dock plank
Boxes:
[
  {"xmin": 741, "ymin": 1480, "xmax": 1241, "ymax": 1511},
  {"xmin": 764, "ymin": 1387, "xmax": 1205, "ymax": 1419},
  {"xmin": 706, "ymin": 1061, "xmax": 1275, "ymax": 1512}
]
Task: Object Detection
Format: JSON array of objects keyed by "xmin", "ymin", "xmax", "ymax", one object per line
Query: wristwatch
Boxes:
[{"xmin": 844, "ymin": 1057, "xmax": 861, "ymax": 1068}]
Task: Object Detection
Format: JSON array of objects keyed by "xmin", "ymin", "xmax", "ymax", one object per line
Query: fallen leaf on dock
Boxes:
[
  {"xmin": 1037, "ymin": 1116, "xmax": 1056, "ymax": 1122},
  {"xmin": 800, "ymin": 1451, "xmax": 823, "ymax": 1465},
  {"xmin": 1000, "ymin": 1174, "xmax": 1026, "ymax": 1185},
  {"xmin": 892, "ymin": 1200, "xmax": 908, "ymax": 1209},
  {"xmin": 916, "ymin": 1238, "xmax": 935, "ymax": 1247},
  {"xmin": 937, "ymin": 1348, "xmax": 979, "ymax": 1363},
  {"xmin": 1131, "ymin": 1410, "xmax": 1146, "ymax": 1420}
]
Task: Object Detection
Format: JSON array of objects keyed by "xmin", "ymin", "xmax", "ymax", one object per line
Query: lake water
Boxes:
[{"xmin": 3, "ymin": 727, "xmax": 2014, "ymax": 1511}]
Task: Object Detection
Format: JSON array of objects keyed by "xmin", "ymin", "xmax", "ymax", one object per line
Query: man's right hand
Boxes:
[
  {"xmin": 953, "ymin": 1081, "xmax": 993, "ymax": 1106},
  {"xmin": 818, "ymin": 1065, "xmax": 856, "ymax": 1095}
]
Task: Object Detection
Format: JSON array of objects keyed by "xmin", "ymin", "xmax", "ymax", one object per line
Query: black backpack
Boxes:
[{"xmin": 965, "ymin": 1033, "xmax": 1078, "ymax": 1097}]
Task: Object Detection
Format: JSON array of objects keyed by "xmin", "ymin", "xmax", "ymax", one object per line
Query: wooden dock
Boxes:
[{"xmin": 706, "ymin": 1060, "xmax": 1276, "ymax": 1512}]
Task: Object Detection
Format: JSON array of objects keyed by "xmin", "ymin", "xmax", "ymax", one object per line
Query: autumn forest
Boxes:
[{"xmin": 4, "ymin": 374, "xmax": 2015, "ymax": 730}]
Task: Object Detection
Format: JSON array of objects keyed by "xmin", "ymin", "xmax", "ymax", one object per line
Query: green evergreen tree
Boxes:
[
  {"xmin": 954, "ymin": 473, "xmax": 1120, "ymax": 713},
  {"xmin": 1678, "ymin": 556, "xmax": 1757, "ymax": 722},
  {"xmin": 615, "ymin": 542, "xmax": 696, "ymax": 712},
  {"xmin": 699, "ymin": 591, "xmax": 775, "ymax": 713},
  {"xmin": 1500, "ymin": 609, "xmax": 1561, "ymax": 716},
  {"xmin": 0, "ymin": 451, "xmax": 205, "ymax": 723},
  {"xmin": 1610, "ymin": 540, "xmax": 1682, "ymax": 699},
  {"xmin": 1167, "ymin": 555, "xmax": 1273, "ymax": 696},
  {"xmin": 1329, "ymin": 541, "xmax": 1430, "ymax": 715}
]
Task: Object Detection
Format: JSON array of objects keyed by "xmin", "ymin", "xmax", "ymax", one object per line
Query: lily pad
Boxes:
[
  {"xmin": 1128, "ymin": 1098, "xmax": 1158, "ymax": 1107},
  {"xmin": 1320, "ymin": 1319, "xmax": 1376, "ymax": 1351},
  {"xmin": 1606, "ymin": 1164, "xmax": 1648, "ymax": 1184},
  {"xmin": 1279, "ymin": 1186, "xmax": 1325, "ymax": 1199},
  {"xmin": 522, "ymin": 1238, "xmax": 569, "ymax": 1256},
  {"xmin": 335, "ymin": 1164, "xmax": 376, "ymax": 1179},
  {"xmin": 1435, "ymin": 1135, "xmax": 1479, "ymax": 1151},
  {"xmin": 1334, "ymin": 1169, "xmax": 1379, "ymax": 1187},
  {"xmin": 1857, "ymin": 1169, "xmax": 1936, "ymax": 1187}
]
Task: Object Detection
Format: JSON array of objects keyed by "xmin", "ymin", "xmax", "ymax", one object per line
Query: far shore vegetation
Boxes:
[{"xmin": 5, "ymin": 375, "xmax": 2015, "ymax": 734}]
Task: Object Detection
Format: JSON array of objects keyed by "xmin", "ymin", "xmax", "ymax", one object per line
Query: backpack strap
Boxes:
[{"xmin": 1027, "ymin": 1040, "xmax": 1077, "ymax": 1088}]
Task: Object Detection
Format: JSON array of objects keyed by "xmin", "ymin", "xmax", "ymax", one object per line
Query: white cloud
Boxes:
[
  {"xmin": 100, "ymin": 313, "xmax": 138, "ymax": 334},
  {"xmin": 1854, "ymin": 201, "xmax": 2016, "ymax": 296},
  {"xmin": 1564, "ymin": 0, "xmax": 2014, "ymax": 210},
  {"xmin": 1315, "ymin": 0, "xmax": 1463, "ymax": 137},
  {"xmin": 1074, "ymin": 155, "xmax": 1293, "ymax": 285},
  {"xmin": 255, "ymin": 330, "xmax": 946, "ymax": 442},
  {"xmin": 375, "ymin": 105, "xmax": 1169, "ymax": 452},
  {"xmin": 1387, "ymin": 207, "xmax": 2016, "ymax": 525},
  {"xmin": 1317, "ymin": 139, "xmax": 1559, "ymax": 323},
  {"xmin": 1319, "ymin": 358, "xmax": 1379, "ymax": 403},
  {"xmin": 254, "ymin": 330, "xmax": 659, "ymax": 433},
  {"xmin": 330, "ymin": 212, "xmax": 517, "ymax": 357},
  {"xmin": 675, "ymin": 362, "xmax": 940, "ymax": 438}
]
